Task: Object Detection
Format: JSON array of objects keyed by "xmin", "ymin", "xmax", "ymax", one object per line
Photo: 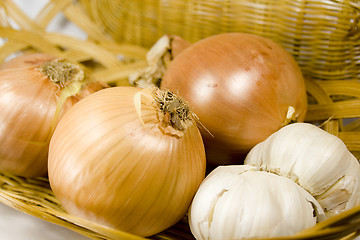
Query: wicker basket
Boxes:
[
  {"xmin": 1, "ymin": 0, "xmax": 360, "ymax": 239},
  {"xmin": 79, "ymin": 0, "xmax": 360, "ymax": 82}
]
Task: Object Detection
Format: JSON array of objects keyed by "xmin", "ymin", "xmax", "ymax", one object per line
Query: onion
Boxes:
[
  {"xmin": 0, "ymin": 53, "xmax": 104, "ymax": 177},
  {"xmin": 160, "ymin": 33, "xmax": 307, "ymax": 165},
  {"xmin": 48, "ymin": 87, "xmax": 206, "ymax": 237}
]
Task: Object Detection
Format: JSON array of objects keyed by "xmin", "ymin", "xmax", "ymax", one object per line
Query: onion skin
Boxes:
[
  {"xmin": 170, "ymin": 35, "xmax": 192, "ymax": 59},
  {"xmin": 0, "ymin": 53, "xmax": 103, "ymax": 177},
  {"xmin": 161, "ymin": 33, "xmax": 307, "ymax": 165},
  {"xmin": 48, "ymin": 87, "xmax": 206, "ymax": 237}
]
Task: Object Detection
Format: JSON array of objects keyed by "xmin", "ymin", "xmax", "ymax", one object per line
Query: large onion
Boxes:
[
  {"xmin": 160, "ymin": 33, "xmax": 308, "ymax": 164},
  {"xmin": 48, "ymin": 87, "xmax": 206, "ymax": 237},
  {"xmin": 0, "ymin": 53, "xmax": 103, "ymax": 177}
]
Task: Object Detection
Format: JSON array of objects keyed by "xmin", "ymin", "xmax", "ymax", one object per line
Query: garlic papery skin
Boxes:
[
  {"xmin": 244, "ymin": 122, "xmax": 360, "ymax": 217},
  {"xmin": 188, "ymin": 165, "xmax": 325, "ymax": 240}
]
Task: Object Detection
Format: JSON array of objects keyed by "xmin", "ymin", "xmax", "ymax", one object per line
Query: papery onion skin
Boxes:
[
  {"xmin": 0, "ymin": 53, "xmax": 103, "ymax": 177},
  {"xmin": 48, "ymin": 86, "xmax": 206, "ymax": 237},
  {"xmin": 169, "ymin": 35, "xmax": 192, "ymax": 59},
  {"xmin": 160, "ymin": 33, "xmax": 307, "ymax": 165}
]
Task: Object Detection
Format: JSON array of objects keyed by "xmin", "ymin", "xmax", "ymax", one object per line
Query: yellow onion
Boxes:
[
  {"xmin": 0, "ymin": 53, "xmax": 104, "ymax": 177},
  {"xmin": 160, "ymin": 33, "xmax": 308, "ymax": 165},
  {"xmin": 48, "ymin": 87, "xmax": 206, "ymax": 237}
]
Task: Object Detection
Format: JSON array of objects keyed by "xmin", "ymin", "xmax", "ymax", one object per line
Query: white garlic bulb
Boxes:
[
  {"xmin": 245, "ymin": 122, "xmax": 360, "ymax": 217},
  {"xmin": 188, "ymin": 165, "xmax": 325, "ymax": 240}
]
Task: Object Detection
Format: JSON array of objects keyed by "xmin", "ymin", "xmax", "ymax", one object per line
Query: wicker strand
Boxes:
[{"xmin": 80, "ymin": 0, "xmax": 360, "ymax": 82}]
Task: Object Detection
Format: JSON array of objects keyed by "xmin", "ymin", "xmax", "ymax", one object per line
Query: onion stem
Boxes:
[
  {"xmin": 153, "ymin": 89, "xmax": 192, "ymax": 131},
  {"xmin": 38, "ymin": 59, "xmax": 88, "ymax": 142},
  {"xmin": 38, "ymin": 59, "xmax": 85, "ymax": 88}
]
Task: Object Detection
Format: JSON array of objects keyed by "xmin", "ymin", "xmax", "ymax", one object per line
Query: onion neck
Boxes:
[
  {"xmin": 153, "ymin": 88, "xmax": 194, "ymax": 137},
  {"xmin": 38, "ymin": 59, "xmax": 85, "ymax": 88},
  {"xmin": 129, "ymin": 35, "xmax": 190, "ymax": 88},
  {"xmin": 38, "ymin": 60, "xmax": 87, "ymax": 141}
]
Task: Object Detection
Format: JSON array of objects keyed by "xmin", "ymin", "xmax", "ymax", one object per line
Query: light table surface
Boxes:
[{"xmin": 0, "ymin": 203, "xmax": 90, "ymax": 240}]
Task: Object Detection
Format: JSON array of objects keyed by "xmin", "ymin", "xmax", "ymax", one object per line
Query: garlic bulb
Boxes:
[
  {"xmin": 245, "ymin": 122, "xmax": 360, "ymax": 217},
  {"xmin": 189, "ymin": 165, "xmax": 325, "ymax": 240}
]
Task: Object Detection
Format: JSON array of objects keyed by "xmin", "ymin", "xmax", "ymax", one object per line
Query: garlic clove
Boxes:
[
  {"xmin": 245, "ymin": 122, "xmax": 360, "ymax": 217},
  {"xmin": 315, "ymin": 158, "xmax": 360, "ymax": 217},
  {"xmin": 189, "ymin": 165, "xmax": 325, "ymax": 240}
]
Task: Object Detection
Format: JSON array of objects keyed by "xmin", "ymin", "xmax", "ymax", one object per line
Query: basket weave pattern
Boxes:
[
  {"xmin": 0, "ymin": 0, "xmax": 360, "ymax": 239},
  {"xmin": 80, "ymin": 0, "xmax": 360, "ymax": 82}
]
